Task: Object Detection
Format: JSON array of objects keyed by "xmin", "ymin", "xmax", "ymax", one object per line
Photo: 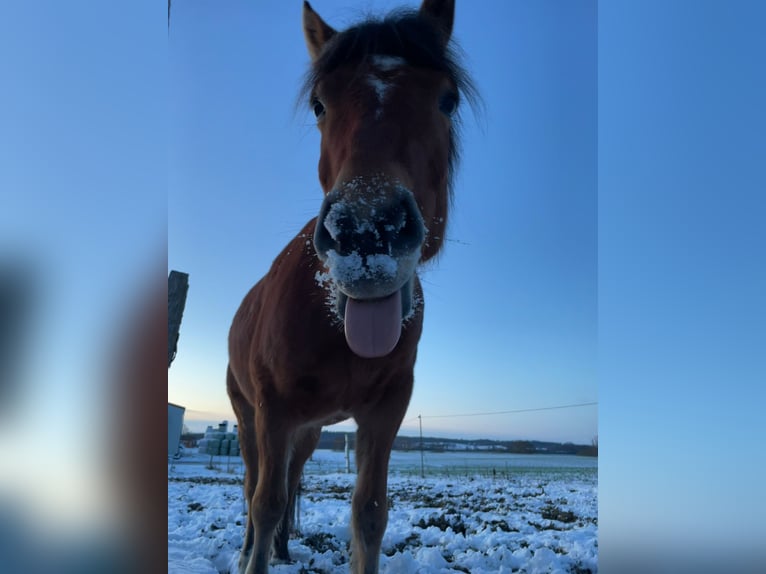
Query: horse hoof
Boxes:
[{"xmin": 232, "ymin": 550, "xmax": 250, "ymax": 574}]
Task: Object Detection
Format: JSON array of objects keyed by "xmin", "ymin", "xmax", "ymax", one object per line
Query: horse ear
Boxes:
[
  {"xmin": 303, "ymin": 1, "xmax": 336, "ymax": 61},
  {"xmin": 419, "ymin": 0, "xmax": 454, "ymax": 46}
]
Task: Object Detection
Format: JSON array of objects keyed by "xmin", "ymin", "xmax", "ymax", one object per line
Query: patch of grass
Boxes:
[
  {"xmin": 384, "ymin": 533, "xmax": 420, "ymax": 556},
  {"xmin": 303, "ymin": 532, "xmax": 343, "ymax": 554},
  {"xmin": 416, "ymin": 513, "xmax": 468, "ymax": 536},
  {"xmin": 527, "ymin": 520, "xmax": 566, "ymax": 532},
  {"xmin": 485, "ymin": 518, "xmax": 518, "ymax": 533},
  {"xmin": 541, "ymin": 504, "xmax": 577, "ymax": 523}
]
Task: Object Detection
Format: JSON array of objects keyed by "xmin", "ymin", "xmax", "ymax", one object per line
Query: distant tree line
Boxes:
[
  {"xmin": 179, "ymin": 429, "xmax": 598, "ymax": 457},
  {"xmin": 317, "ymin": 432, "xmax": 598, "ymax": 457}
]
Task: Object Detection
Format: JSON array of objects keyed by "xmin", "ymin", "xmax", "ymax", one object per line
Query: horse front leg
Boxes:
[
  {"xmin": 244, "ymin": 407, "xmax": 291, "ymax": 574},
  {"xmin": 351, "ymin": 377, "xmax": 413, "ymax": 574},
  {"xmin": 227, "ymin": 367, "xmax": 258, "ymax": 574}
]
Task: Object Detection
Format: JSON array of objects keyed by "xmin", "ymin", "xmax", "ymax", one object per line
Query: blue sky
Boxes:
[
  {"xmin": 168, "ymin": 0, "xmax": 598, "ymax": 444},
  {"xmin": 598, "ymin": 1, "xmax": 764, "ymax": 568}
]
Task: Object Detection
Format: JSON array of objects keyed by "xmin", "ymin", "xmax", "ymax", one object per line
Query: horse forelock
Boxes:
[{"xmin": 298, "ymin": 8, "xmax": 479, "ymax": 202}]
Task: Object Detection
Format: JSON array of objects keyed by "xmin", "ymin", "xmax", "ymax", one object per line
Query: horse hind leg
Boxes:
[
  {"xmin": 273, "ymin": 426, "xmax": 321, "ymax": 562},
  {"xmin": 226, "ymin": 366, "xmax": 258, "ymax": 574}
]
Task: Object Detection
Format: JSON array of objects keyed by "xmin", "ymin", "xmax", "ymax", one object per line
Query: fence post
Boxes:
[
  {"xmin": 419, "ymin": 414, "xmax": 425, "ymax": 478},
  {"xmin": 345, "ymin": 433, "xmax": 351, "ymax": 473}
]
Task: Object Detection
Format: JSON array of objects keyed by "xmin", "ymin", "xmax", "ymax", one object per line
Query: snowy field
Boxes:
[{"xmin": 168, "ymin": 450, "xmax": 597, "ymax": 573}]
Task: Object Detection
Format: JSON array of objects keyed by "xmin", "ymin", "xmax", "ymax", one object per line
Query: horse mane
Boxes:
[{"xmin": 299, "ymin": 8, "xmax": 480, "ymax": 199}]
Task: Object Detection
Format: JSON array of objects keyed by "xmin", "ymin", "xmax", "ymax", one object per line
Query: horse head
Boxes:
[{"xmin": 303, "ymin": 0, "xmax": 473, "ymax": 357}]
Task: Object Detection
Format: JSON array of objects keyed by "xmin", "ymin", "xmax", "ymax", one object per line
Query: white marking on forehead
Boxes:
[
  {"xmin": 366, "ymin": 57, "xmax": 406, "ymax": 119},
  {"xmin": 367, "ymin": 76, "xmax": 391, "ymax": 104},
  {"xmin": 371, "ymin": 55, "xmax": 407, "ymax": 72}
]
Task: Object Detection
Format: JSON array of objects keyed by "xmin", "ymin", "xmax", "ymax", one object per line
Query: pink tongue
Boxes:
[{"xmin": 344, "ymin": 290, "xmax": 402, "ymax": 358}]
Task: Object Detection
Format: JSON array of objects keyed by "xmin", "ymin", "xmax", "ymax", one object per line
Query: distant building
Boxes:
[{"xmin": 168, "ymin": 402, "xmax": 185, "ymax": 458}]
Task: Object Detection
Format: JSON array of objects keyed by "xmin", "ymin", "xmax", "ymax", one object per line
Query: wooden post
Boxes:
[
  {"xmin": 345, "ymin": 433, "xmax": 351, "ymax": 473},
  {"xmin": 419, "ymin": 414, "xmax": 425, "ymax": 478},
  {"xmin": 168, "ymin": 270, "xmax": 189, "ymax": 368}
]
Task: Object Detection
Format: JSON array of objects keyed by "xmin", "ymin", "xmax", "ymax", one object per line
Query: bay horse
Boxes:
[{"xmin": 227, "ymin": 1, "xmax": 475, "ymax": 572}]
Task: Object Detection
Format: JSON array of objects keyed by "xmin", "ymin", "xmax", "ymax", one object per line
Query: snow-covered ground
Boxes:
[{"xmin": 168, "ymin": 450, "xmax": 597, "ymax": 573}]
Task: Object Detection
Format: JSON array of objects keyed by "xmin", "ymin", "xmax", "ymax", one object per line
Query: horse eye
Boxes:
[
  {"xmin": 311, "ymin": 97, "xmax": 326, "ymax": 119},
  {"xmin": 439, "ymin": 92, "xmax": 459, "ymax": 117}
]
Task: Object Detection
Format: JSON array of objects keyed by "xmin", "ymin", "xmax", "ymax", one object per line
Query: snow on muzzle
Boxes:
[{"xmin": 314, "ymin": 180, "xmax": 425, "ymax": 358}]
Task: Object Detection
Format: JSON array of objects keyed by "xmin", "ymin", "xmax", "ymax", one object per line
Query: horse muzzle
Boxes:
[{"xmin": 314, "ymin": 177, "xmax": 425, "ymax": 358}]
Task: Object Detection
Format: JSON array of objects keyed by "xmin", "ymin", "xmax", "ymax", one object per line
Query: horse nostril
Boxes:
[
  {"xmin": 314, "ymin": 190, "xmax": 348, "ymax": 258},
  {"xmin": 390, "ymin": 193, "xmax": 426, "ymax": 255},
  {"xmin": 314, "ymin": 185, "xmax": 426, "ymax": 262},
  {"xmin": 314, "ymin": 215, "xmax": 332, "ymax": 260}
]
